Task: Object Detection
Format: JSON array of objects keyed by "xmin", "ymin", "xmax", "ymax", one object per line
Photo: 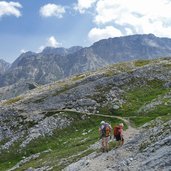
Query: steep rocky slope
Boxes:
[
  {"xmin": 0, "ymin": 46, "xmax": 82, "ymax": 87},
  {"xmin": 0, "ymin": 59, "xmax": 10, "ymax": 75},
  {"xmin": 0, "ymin": 80, "xmax": 38, "ymax": 100},
  {"xmin": 0, "ymin": 58, "xmax": 171, "ymax": 170}
]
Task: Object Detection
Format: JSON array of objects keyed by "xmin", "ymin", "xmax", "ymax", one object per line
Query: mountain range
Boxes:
[{"xmin": 1, "ymin": 34, "xmax": 171, "ymax": 88}]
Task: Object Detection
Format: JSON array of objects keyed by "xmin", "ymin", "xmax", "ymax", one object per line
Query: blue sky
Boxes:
[{"xmin": 1, "ymin": 0, "xmax": 171, "ymax": 63}]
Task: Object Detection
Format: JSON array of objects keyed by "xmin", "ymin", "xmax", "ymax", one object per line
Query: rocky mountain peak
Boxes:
[
  {"xmin": 42, "ymin": 47, "xmax": 67, "ymax": 56},
  {"xmin": 42, "ymin": 46, "xmax": 83, "ymax": 56}
]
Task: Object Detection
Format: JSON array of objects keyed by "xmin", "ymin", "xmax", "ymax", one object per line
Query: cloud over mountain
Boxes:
[
  {"xmin": 38, "ymin": 36, "xmax": 62, "ymax": 52},
  {"xmin": 94, "ymin": 0, "xmax": 171, "ymax": 38},
  {"xmin": 88, "ymin": 26, "xmax": 122, "ymax": 42},
  {"xmin": 47, "ymin": 36, "xmax": 61, "ymax": 48},
  {"xmin": 74, "ymin": 0, "xmax": 171, "ymax": 43}
]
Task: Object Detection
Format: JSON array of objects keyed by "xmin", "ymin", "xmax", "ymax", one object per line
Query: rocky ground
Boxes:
[
  {"xmin": 0, "ymin": 58, "xmax": 171, "ymax": 170},
  {"xmin": 64, "ymin": 119, "xmax": 171, "ymax": 171}
]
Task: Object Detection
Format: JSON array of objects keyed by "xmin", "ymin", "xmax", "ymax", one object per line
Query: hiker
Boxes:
[
  {"xmin": 99, "ymin": 121, "xmax": 112, "ymax": 152},
  {"xmin": 113, "ymin": 123, "xmax": 124, "ymax": 147}
]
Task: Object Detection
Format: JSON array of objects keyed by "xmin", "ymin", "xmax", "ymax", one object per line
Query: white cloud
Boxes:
[
  {"xmin": 20, "ymin": 49, "xmax": 27, "ymax": 53},
  {"xmin": 88, "ymin": 26, "xmax": 122, "ymax": 43},
  {"xmin": 74, "ymin": 0, "xmax": 97, "ymax": 13},
  {"xmin": 0, "ymin": 1, "xmax": 22, "ymax": 17},
  {"xmin": 38, "ymin": 36, "xmax": 62, "ymax": 52},
  {"xmin": 40, "ymin": 3, "xmax": 65, "ymax": 18},
  {"xmin": 94, "ymin": 0, "xmax": 171, "ymax": 24},
  {"xmin": 92, "ymin": 0, "xmax": 171, "ymax": 38},
  {"xmin": 47, "ymin": 36, "xmax": 61, "ymax": 47}
]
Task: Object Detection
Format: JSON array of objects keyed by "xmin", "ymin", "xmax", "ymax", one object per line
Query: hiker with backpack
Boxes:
[
  {"xmin": 99, "ymin": 121, "xmax": 112, "ymax": 152},
  {"xmin": 113, "ymin": 123, "xmax": 124, "ymax": 147}
]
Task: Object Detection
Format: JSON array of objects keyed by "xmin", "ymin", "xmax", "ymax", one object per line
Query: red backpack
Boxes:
[{"xmin": 113, "ymin": 126, "xmax": 120, "ymax": 137}]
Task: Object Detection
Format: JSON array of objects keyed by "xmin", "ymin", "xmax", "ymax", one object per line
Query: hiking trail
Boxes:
[
  {"xmin": 80, "ymin": 113, "xmax": 140, "ymax": 171},
  {"xmin": 62, "ymin": 110, "xmax": 140, "ymax": 171},
  {"xmin": 57, "ymin": 109, "xmax": 138, "ymax": 144}
]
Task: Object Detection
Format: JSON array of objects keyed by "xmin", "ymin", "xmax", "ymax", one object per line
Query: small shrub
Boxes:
[
  {"xmin": 3, "ymin": 96, "xmax": 22, "ymax": 105},
  {"xmin": 134, "ymin": 60, "xmax": 150, "ymax": 67},
  {"xmin": 71, "ymin": 74, "xmax": 86, "ymax": 81}
]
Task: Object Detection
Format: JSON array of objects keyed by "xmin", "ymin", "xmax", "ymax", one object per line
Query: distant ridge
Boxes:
[{"xmin": 1, "ymin": 34, "xmax": 171, "ymax": 87}]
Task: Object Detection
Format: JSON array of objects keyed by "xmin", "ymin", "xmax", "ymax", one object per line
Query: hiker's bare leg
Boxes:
[
  {"xmin": 104, "ymin": 143, "xmax": 106, "ymax": 152},
  {"xmin": 119, "ymin": 140, "xmax": 123, "ymax": 146},
  {"xmin": 106, "ymin": 143, "xmax": 109, "ymax": 152},
  {"xmin": 105, "ymin": 139, "xmax": 107, "ymax": 152},
  {"xmin": 121, "ymin": 138, "xmax": 124, "ymax": 145},
  {"xmin": 106, "ymin": 137, "xmax": 109, "ymax": 152},
  {"xmin": 103, "ymin": 138, "xmax": 106, "ymax": 152},
  {"xmin": 116, "ymin": 140, "xmax": 119, "ymax": 148},
  {"xmin": 102, "ymin": 137, "xmax": 105, "ymax": 152}
]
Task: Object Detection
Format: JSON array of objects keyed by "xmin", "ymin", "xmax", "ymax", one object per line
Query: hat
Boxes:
[
  {"xmin": 119, "ymin": 123, "xmax": 124, "ymax": 127},
  {"xmin": 100, "ymin": 121, "xmax": 105, "ymax": 125}
]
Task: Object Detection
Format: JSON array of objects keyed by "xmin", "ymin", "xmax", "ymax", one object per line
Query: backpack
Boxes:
[
  {"xmin": 101, "ymin": 124, "xmax": 111, "ymax": 137},
  {"xmin": 113, "ymin": 126, "xmax": 120, "ymax": 137}
]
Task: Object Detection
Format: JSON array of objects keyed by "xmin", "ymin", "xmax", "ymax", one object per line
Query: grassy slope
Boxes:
[
  {"xmin": 0, "ymin": 111, "xmax": 123, "ymax": 171},
  {"xmin": 102, "ymin": 79, "xmax": 171, "ymax": 126},
  {"xmin": 124, "ymin": 79, "xmax": 171, "ymax": 126},
  {"xmin": 1, "ymin": 59, "xmax": 171, "ymax": 170},
  {"xmin": 94, "ymin": 59, "xmax": 171, "ymax": 126},
  {"xmin": 94, "ymin": 79, "xmax": 171, "ymax": 126}
]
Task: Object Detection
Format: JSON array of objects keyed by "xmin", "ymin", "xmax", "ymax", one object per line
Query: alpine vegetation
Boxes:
[{"xmin": 0, "ymin": 58, "xmax": 170, "ymax": 171}]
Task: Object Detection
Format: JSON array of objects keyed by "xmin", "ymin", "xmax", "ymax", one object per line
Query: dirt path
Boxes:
[
  {"xmin": 79, "ymin": 116, "xmax": 139, "ymax": 171},
  {"xmin": 64, "ymin": 110, "xmax": 139, "ymax": 171},
  {"xmin": 86, "ymin": 113, "xmax": 138, "ymax": 142},
  {"xmin": 60, "ymin": 109, "xmax": 138, "ymax": 143}
]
